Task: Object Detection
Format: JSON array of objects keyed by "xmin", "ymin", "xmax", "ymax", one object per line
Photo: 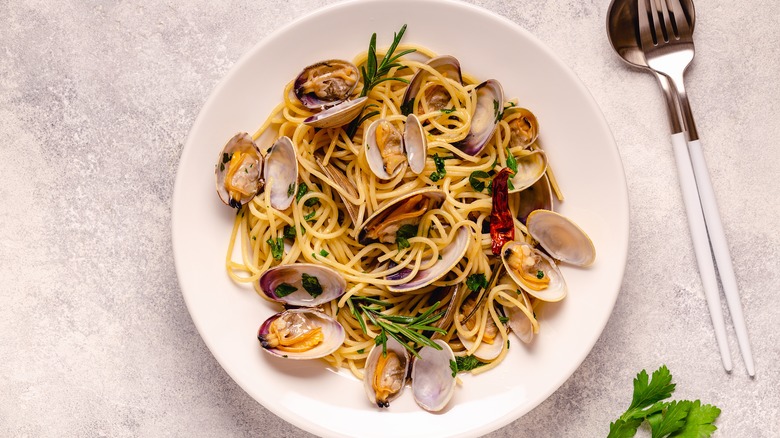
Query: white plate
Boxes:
[{"xmin": 172, "ymin": 0, "xmax": 629, "ymax": 436}]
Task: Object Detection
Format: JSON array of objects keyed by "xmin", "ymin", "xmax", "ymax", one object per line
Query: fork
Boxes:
[{"xmin": 638, "ymin": 0, "xmax": 755, "ymax": 376}]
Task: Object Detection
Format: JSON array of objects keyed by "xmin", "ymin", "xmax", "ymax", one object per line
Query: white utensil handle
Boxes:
[
  {"xmin": 688, "ymin": 139, "xmax": 755, "ymax": 376},
  {"xmin": 671, "ymin": 133, "xmax": 732, "ymax": 372}
]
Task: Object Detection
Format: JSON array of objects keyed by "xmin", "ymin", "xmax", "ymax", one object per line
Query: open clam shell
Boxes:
[
  {"xmin": 501, "ymin": 241, "xmax": 567, "ymax": 302},
  {"xmin": 386, "ymin": 226, "xmax": 470, "ymax": 293},
  {"xmin": 358, "ymin": 187, "xmax": 446, "ymax": 245},
  {"xmin": 294, "ymin": 59, "xmax": 359, "ymax": 109},
  {"xmin": 456, "ymin": 79, "xmax": 504, "ymax": 156},
  {"xmin": 257, "ymin": 309, "xmax": 345, "ymax": 360},
  {"xmin": 517, "ymin": 174, "xmax": 553, "ymax": 224},
  {"xmin": 365, "ymin": 118, "xmax": 407, "ymax": 179},
  {"xmin": 215, "ymin": 132, "xmax": 263, "ymax": 208},
  {"xmin": 363, "ymin": 336, "xmax": 410, "ymax": 408},
  {"xmin": 404, "ymin": 114, "xmax": 427, "ymax": 174},
  {"xmin": 508, "ymin": 148, "xmax": 548, "ymax": 193},
  {"xmin": 457, "ymin": 296, "xmax": 507, "ymax": 361},
  {"xmin": 504, "ymin": 106, "xmax": 540, "ymax": 148},
  {"xmin": 264, "ymin": 136, "xmax": 298, "ymax": 210},
  {"xmin": 526, "ymin": 210, "xmax": 596, "ymax": 267},
  {"xmin": 506, "ymin": 290, "xmax": 535, "ymax": 344},
  {"xmin": 304, "ymin": 96, "xmax": 367, "ymax": 129},
  {"xmin": 411, "ymin": 339, "xmax": 456, "ymax": 412},
  {"xmin": 258, "ymin": 263, "xmax": 346, "ymax": 307},
  {"xmin": 402, "ymin": 55, "xmax": 463, "ymax": 114}
]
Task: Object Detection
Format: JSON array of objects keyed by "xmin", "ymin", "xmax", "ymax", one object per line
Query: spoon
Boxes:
[{"xmin": 606, "ymin": 0, "xmax": 695, "ymax": 132}]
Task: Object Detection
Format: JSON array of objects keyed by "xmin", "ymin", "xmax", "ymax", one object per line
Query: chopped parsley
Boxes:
[
  {"xmin": 222, "ymin": 152, "xmax": 231, "ymax": 164},
  {"xmin": 301, "ymin": 273, "xmax": 323, "ymax": 298},
  {"xmin": 283, "ymin": 225, "xmax": 296, "ymax": 240},
  {"xmin": 266, "ymin": 237, "xmax": 284, "ymax": 260},
  {"xmin": 449, "ymin": 359, "xmax": 457, "ymax": 377},
  {"xmin": 454, "ymin": 355, "xmax": 487, "ymax": 373},
  {"xmin": 469, "ymin": 170, "xmax": 490, "ymax": 192},
  {"xmin": 395, "ymin": 224, "xmax": 418, "ymax": 250},
  {"xmin": 466, "ymin": 273, "xmax": 488, "ymax": 292},
  {"xmin": 274, "ymin": 283, "xmax": 297, "ymax": 297},
  {"xmin": 493, "ymin": 100, "xmax": 501, "ymax": 122},
  {"xmin": 287, "ymin": 182, "xmax": 295, "ymax": 197},
  {"xmin": 295, "ymin": 182, "xmax": 309, "ymax": 203},
  {"xmin": 357, "ymin": 348, "xmax": 365, "ymax": 354},
  {"xmin": 429, "ymin": 153, "xmax": 447, "ymax": 182},
  {"xmin": 536, "ymin": 270, "xmax": 545, "ymax": 279},
  {"xmin": 505, "ymin": 147, "xmax": 518, "ymax": 174},
  {"xmin": 304, "ymin": 210, "xmax": 316, "ymax": 221},
  {"xmin": 498, "ymin": 316, "xmax": 509, "ymax": 324},
  {"xmin": 440, "ymin": 107, "xmax": 456, "ymax": 114},
  {"xmin": 319, "ymin": 249, "xmax": 329, "ymax": 257}
]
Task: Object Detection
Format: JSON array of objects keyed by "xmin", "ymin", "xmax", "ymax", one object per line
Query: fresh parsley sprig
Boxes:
[{"xmin": 607, "ymin": 365, "xmax": 721, "ymax": 438}]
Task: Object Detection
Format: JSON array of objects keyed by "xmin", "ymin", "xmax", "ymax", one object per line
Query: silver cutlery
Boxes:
[{"xmin": 607, "ymin": 0, "xmax": 754, "ymax": 375}]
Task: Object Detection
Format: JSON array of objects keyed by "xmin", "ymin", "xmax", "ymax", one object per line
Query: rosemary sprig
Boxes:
[
  {"xmin": 350, "ymin": 298, "xmax": 446, "ymax": 358},
  {"xmin": 345, "ymin": 24, "xmax": 415, "ymax": 138}
]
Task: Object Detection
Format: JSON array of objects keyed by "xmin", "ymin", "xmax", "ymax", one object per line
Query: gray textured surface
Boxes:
[{"xmin": 1, "ymin": 0, "xmax": 779, "ymax": 436}]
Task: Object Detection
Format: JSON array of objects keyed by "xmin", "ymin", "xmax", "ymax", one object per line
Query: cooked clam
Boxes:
[
  {"xmin": 358, "ymin": 187, "xmax": 446, "ymax": 245},
  {"xmin": 457, "ymin": 296, "xmax": 506, "ymax": 361},
  {"xmin": 411, "ymin": 339, "xmax": 456, "ymax": 412},
  {"xmin": 264, "ymin": 136, "xmax": 298, "ymax": 210},
  {"xmin": 504, "ymin": 107, "xmax": 539, "ymax": 148},
  {"xmin": 456, "ymin": 79, "xmax": 504, "ymax": 156},
  {"xmin": 517, "ymin": 174, "xmax": 553, "ymax": 224},
  {"xmin": 304, "ymin": 96, "xmax": 367, "ymax": 129},
  {"xmin": 402, "ymin": 55, "xmax": 463, "ymax": 115},
  {"xmin": 294, "ymin": 59, "xmax": 359, "ymax": 109},
  {"xmin": 258, "ymin": 263, "xmax": 346, "ymax": 307},
  {"xmin": 501, "ymin": 241, "xmax": 567, "ymax": 302},
  {"xmin": 526, "ymin": 210, "xmax": 596, "ymax": 267},
  {"xmin": 507, "ymin": 148, "xmax": 548, "ymax": 193},
  {"xmin": 215, "ymin": 132, "xmax": 263, "ymax": 208},
  {"xmin": 365, "ymin": 116, "xmax": 428, "ymax": 179},
  {"xmin": 505, "ymin": 290, "xmax": 535, "ymax": 344},
  {"xmin": 363, "ymin": 336, "xmax": 410, "ymax": 408},
  {"xmin": 257, "ymin": 309, "xmax": 345, "ymax": 360}
]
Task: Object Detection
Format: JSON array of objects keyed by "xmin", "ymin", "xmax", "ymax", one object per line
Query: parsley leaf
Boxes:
[
  {"xmin": 454, "ymin": 355, "xmax": 487, "ymax": 372},
  {"xmin": 283, "ymin": 225, "xmax": 296, "ymax": 240},
  {"xmin": 670, "ymin": 401, "xmax": 721, "ymax": 437},
  {"xmin": 304, "ymin": 210, "xmax": 316, "ymax": 221},
  {"xmin": 469, "ymin": 170, "xmax": 490, "ymax": 193},
  {"xmin": 319, "ymin": 249, "xmax": 329, "ymax": 257},
  {"xmin": 295, "ymin": 183, "xmax": 309, "ymax": 203},
  {"xmin": 287, "ymin": 182, "xmax": 295, "ymax": 197},
  {"xmin": 266, "ymin": 237, "xmax": 284, "ymax": 260},
  {"xmin": 301, "ymin": 273, "xmax": 323, "ymax": 298},
  {"xmin": 466, "ymin": 273, "xmax": 488, "ymax": 292},
  {"xmin": 395, "ymin": 224, "xmax": 418, "ymax": 250},
  {"xmin": 505, "ymin": 147, "xmax": 518, "ymax": 174},
  {"xmin": 493, "ymin": 99, "xmax": 501, "ymax": 122},
  {"xmin": 429, "ymin": 153, "xmax": 447, "ymax": 182},
  {"xmin": 440, "ymin": 107, "xmax": 456, "ymax": 114},
  {"xmin": 648, "ymin": 401, "xmax": 691, "ymax": 438},
  {"xmin": 274, "ymin": 283, "xmax": 297, "ymax": 298},
  {"xmin": 449, "ymin": 359, "xmax": 457, "ymax": 377}
]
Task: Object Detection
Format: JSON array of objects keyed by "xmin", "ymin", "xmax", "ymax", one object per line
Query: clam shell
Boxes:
[
  {"xmin": 457, "ymin": 318, "xmax": 506, "ymax": 361},
  {"xmin": 411, "ymin": 339, "xmax": 456, "ymax": 412},
  {"xmin": 365, "ymin": 119, "xmax": 406, "ymax": 180},
  {"xmin": 501, "ymin": 241, "xmax": 567, "ymax": 302},
  {"xmin": 526, "ymin": 210, "xmax": 596, "ymax": 267},
  {"xmin": 257, "ymin": 309, "xmax": 345, "ymax": 360},
  {"xmin": 404, "ymin": 114, "xmax": 427, "ymax": 174},
  {"xmin": 517, "ymin": 174, "xmax": 553, "ymax": 224},
  {"xmin": 387, "ymin": 226, "xmax": 470, "ymax": 293},
  {"xmin": 456, "ymin": 79, "xmax": 504, "ymax": 156},
  {"xmin": 363, "ymin": 336, "xmax": 410, "ymax": 408},
  {"xmin": 508, "ymin": 148, "xmax": 548, "ymax": 194},
  {"xmin": 294, "ymin": 59, "xmax": 359, "ymax": 109},
  {"xmin": 259, "ymin": 263, "xmax": 346, "ymax": 307},
  {"xmin": 304, "ymin": 96, "xmax": 367, "ymax": 129},
  {"xmin": 402, "ymin": 55, "xmax": 462, "ymax": 114},
  {"xmin": 314, "ymin": 156, "xmax": 360, "ymax": 226},
  {"xmin": 504, "ymin": 106, "xmax": 540, "ymax": 148},
  {"xmin": 506, "ymin": 290, "xmax": 534, "ymax": 344},
  {"xmin": 215, "ymin": 132, "xmax": 263, "ymax": 208},
  {"xmin": 358, "ymin": 187, "xmax": 446, "ymax": 245},
  {"xmin": 264, "ymin": 136, "xmax": 298, "ymax": 210}
]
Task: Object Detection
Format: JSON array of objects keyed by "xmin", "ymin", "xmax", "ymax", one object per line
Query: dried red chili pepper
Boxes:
[{"xmin": 490, "ymin": 167, "xmax": 514, "ymax": 255}]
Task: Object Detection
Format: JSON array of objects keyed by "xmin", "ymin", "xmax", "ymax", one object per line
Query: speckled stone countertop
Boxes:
[{"xmin": 2, "ymin": 0, "xmax": 778, "ymax": 436}]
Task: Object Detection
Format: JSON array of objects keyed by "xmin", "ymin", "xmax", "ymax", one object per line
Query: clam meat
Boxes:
[
  {"xmin": 457, "ymin": 296, "xmax": 505, "ymax": 361},
  {"xmin": 358, "ymin": 188, "xmax": 445, "ymax": 245},
  {"xmin": 502, "ymin": 241, "xmax": 566, "ymax": 302},
  {"xmin": 257, "ymin": 309, "xmax": 345, "ymax": 360},
  {"xmin": 294, "ymin": 60, "xmax": 359, "ymax": 109},
  {"xmin": 363, "ymin": 336, "xmax": 410, "ymax": 408},
  {"xmin": 215, "ymin": 132, "xmax": 263, "ymax": 208}
]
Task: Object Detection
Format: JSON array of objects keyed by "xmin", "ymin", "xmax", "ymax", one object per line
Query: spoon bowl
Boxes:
[{"xmin": 606, "ymin": 0, "xmax": 695, "ymax": 69}]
